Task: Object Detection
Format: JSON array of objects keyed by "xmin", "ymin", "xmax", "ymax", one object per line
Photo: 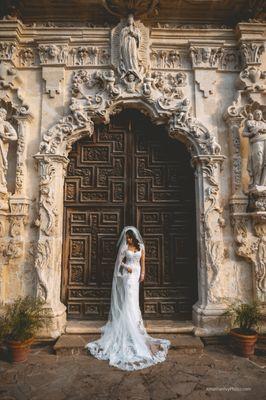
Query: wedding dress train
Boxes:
[{"xmin": 85, "ymin": 227, "xmax": 171, "ymax": 371}]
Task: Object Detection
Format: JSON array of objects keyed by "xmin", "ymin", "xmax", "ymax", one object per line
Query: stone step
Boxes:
[
  {"xmin": 54, "ymin": 334, "xmax": 204, "ymax": 356},
  {"xmin": 66, "ymin": 319, "xmax": 195, "ymax": 334}
]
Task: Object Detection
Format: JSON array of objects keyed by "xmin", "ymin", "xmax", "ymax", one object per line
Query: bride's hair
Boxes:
[{"xmin": 126, "ymin": 229, "xmax": 140, "ymax": 251}]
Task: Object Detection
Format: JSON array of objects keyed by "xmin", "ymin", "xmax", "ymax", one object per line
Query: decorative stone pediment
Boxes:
[{"xmin": 38, "ymin": 65, "xmax": 221, "ymax": 158}]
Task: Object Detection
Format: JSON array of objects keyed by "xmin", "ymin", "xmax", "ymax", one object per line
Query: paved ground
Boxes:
[{"xmin": 0, "ymin": 337, "xmax": 265, "ymax": 400}]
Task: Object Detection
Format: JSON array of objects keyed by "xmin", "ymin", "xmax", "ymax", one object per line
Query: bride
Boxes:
[{"xmin": 85, "ymin": 226, "xmax": 171, "ymax": 371}]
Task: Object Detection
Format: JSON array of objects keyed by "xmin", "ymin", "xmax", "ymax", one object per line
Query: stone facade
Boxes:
[{"xmin": 0, "ymin": 1, "xmax": 265, "ymax": 338}]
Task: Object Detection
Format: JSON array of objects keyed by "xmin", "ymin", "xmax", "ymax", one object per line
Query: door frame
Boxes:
[
  {"xmin": 61, "ymin": 113, "xmax": 197, "ymax": 320},
  {"xmin": 33, "ymin": 97, "xmax": 226, "ymax": 335}
]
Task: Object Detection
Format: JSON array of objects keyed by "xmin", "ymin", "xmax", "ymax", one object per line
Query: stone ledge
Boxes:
[
  {"xmin": 65, "ymin": 319, "xmax": 195, "ymax": 334},
  {"xmin": 53, "ymin": 334, "xmax": 204, "ymax": 356}
]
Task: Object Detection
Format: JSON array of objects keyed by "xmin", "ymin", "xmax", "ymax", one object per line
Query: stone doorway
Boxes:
[{"xmin": 61, "ymin": 110, "xmax": 198, "ymax": 320}]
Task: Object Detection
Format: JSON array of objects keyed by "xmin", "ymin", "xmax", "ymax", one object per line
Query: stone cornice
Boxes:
[
  {"xmin": 0, "ymin": 19, "xmax": 238, "ymax": 43},
  {"xmin": 236, "ymin": 22, "xmax": 266, "ymax": 42}
]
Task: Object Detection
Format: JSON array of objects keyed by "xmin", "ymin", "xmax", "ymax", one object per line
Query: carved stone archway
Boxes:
[{"xmin": 33, "ymin": 66, "xmax": 227, "ymax": 337}]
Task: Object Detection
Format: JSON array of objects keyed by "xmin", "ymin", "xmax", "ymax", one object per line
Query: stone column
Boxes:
[
  {"xmin": 191, "ymin": 155, "xmax": 228, "ymax": 335},
  {"xmin": 33, "ymin": 154, "xmax": 69, "ymax": 338}
]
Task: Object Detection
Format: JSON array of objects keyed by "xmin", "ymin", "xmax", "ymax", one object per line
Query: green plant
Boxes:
[
  {"xmin": 223, "ymin": 300, "xmax": 264, "ymax": 335},
  {"xmin": 0, "ymin": 295, "xmax": 53, "ymax": 342}
]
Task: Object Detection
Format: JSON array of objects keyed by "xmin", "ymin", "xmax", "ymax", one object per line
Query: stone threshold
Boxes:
[
  {"xmin": 54, "ymin": 333, "xmax": 204, "ymax": 356},
  {"xmin": 65, "ymin": 319, "xmax": 195, "ymax": 334}
]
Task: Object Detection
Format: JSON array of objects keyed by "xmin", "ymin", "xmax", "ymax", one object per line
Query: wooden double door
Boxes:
[{"xmin": 62, "ymin": 110, "xmax": 197, "ymax": 320}]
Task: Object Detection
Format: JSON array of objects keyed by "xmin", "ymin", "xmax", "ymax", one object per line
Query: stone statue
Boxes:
[
  {"xmin": 0, "ymin": 107, "xmax": 18, "ymax": 194},
  {"xmin": 176, "ymin": 98, "xmax": 191, "ymax": 125},
  {"xmin": 119, "ymin": 14, "xmax": 141, "ymax": 80},
  {"xmin": 69, "ymin": 98, "xmax": 89, "ymax": 126},
  {"xmin": 243, "ymin": 109, "xmax": 266, "ymax": 189}
]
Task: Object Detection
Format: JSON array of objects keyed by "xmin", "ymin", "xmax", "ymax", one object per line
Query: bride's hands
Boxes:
[
  {"xmin": 127, "ymin": 267, "xmax": 132, "ymax": 273},
  {"xmin": 139, "ymin": 272, "xmax": 145, "ymax": 282}
]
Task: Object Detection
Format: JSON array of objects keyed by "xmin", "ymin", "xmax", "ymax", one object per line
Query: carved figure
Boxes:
[
  {"xmin": 103, "ymin": 70, "xmax": 120, "ymax": 97},
  {"xmin": 166, "ymin": 50, "xmax": 181, "ymax": 68},
  {"xmin": 124, "ymin": 73, "xmax": 138, "ymax": 93},
  {"xmin": 243, "ymin": 109, "xmax": 266, "ymax": 188},
  {"xmin": 0, "ymin": 108, "xmax": 18, "ymax": 193},
  {"xmin": 76, "ymin": 47, "xmax": 88, "ymax": 65},
  {"xmin": 120, "ymin": 14, "xmax": 141, "ymax": 80},
  {"xmin": 142, "ymin": 72, "xmax": 153, "ymax": 96},
  {"xmin": 176, "ymin": 98, "xmax": 191, "ymax": 125},
  {"xmin": 69, "ymin": 98, "xmax": 89, "ymax": 126}
]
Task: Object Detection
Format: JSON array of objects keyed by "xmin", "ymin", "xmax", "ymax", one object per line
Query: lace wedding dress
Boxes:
[{"xmin": 85, "ymin": 226, "xmax": 171, "ymax": 371}]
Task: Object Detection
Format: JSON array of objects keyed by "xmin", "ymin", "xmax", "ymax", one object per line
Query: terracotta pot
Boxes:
[
  {"xmin": 229, "ymin": 328, "xmax": 258, "ymax": 358},
  {"xmin": 6, "ymin": 337, "xmax": 34, "ymax": 363}
]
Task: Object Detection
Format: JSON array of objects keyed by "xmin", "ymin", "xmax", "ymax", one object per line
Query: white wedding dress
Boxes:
[{"xmin": 85, "ymin": 227, "xmax": 171, "ymax": 371}]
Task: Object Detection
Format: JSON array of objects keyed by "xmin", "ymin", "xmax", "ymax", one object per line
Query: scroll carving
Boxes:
[{"xmin": 240, "ymin": 42, "xmax": 265, "ymax": 66}]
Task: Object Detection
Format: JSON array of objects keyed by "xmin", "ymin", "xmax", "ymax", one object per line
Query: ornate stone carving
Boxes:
[
  {"xmin": 4, "ymin": 239, "xmax": 23, "ymax": 260},
  {"xmin": 35, "ymin": 158, "xmax": 58, "ymax": 236},
  {"xmin": 34, "ymin": 239, "xmax": 51, "ymax": 301},
  {"xmin": 0, "ymin": 42, "xmax": 16, "ymax": 61},
  {"xmin": 230, "ymin": 213, "xmax": 266, "ymax": 302},
  {"xmin": 191, "ymin": 155, "xmax": 226, "ymax": 305},
  {"xmin": 0, "ymin": 63, "xmax": 30, "ymax": 113},
  {"xmin": 9, "ymin": 198, "xmax": 30, "ymax": 237},
  {"xmin": 189, "ymin": 46, "xmax": 223, "ymax": 98},
  {"xmin": 39, "ymin": 106, "xmax": 94, "ymax": 157},
  {"xmin": 240, "ymin": 42, "xmax": 265, "ymax": 66},
  {"xmin": 120, "ymin": 14, "xmax": 142, "ymax": 79},
  {"xmin": 68, "ymin": 68, "xmax": 188, "ymax": 124},
  {"xmin": 151, "ymin": 49, "xmax": 182, "ymax": 69},
  {"xmin": 189, "ymin": 46, "xmax": 223, "ymax": 68},
  {"xmin": 242, "ymin": 109, "xmax": 266, "ymax": 190},
  {"xmin": 69, "ymin": 46, "xmax": 109, "ymax": 66},
  {"xmin": 220, "ymin": 49, "xmax": 241, "ymax": 71},
  {"xmin": 0, "ymin": 107, "xmax": 18, "ymax": 200},
  {"xmin": 223, "ymin": 110, "xmax": 244, "ymax": 195},
  {"xmin": 239, "ymin": 66, "xmax": 266, "ymax": 93},
  {"xmin": 38, "ymin": 44, "xmax": 68, "ymax": 64},
  {"xmin": 19, "ymin": 48, "xmax": 35, "ymax": 67},
  {"xmin": 169, "ymin": 106, "xmax": 221, "ymax": 156},
  {"xmin": 111, "ymin": 15, "xmax": 149, "ymax": 81}
]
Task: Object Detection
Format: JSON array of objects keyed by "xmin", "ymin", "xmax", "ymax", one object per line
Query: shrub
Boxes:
[
  {"xmin": 223, "ymin": 300, "xmax": 264, "ymax": 335},
  {"xmin": 0, "ymin": 295, "xmax": 53, "ymax": 342}
]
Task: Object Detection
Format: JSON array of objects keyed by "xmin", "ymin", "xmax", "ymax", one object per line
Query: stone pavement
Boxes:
[{"xmin": 0, "ymin": 335, "xmax": 265, "ymax": 400}]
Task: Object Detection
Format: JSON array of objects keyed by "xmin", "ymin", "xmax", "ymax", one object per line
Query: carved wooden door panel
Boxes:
[
  {"xmin": 62, "ymin": 111, "xmax": 197, "ymax": 320},
  {"xmin": 132, "ymin": 115, "xmax": 197, "ymax": 320}
]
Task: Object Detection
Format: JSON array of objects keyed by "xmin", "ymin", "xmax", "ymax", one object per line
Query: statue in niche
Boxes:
[
  {"xmin": 243, "ymin": 109, "xmax": 266, "ymax": 190},
  {"xmin": 119, "ymin": 14, "xmax": 142, "ymax": 80},
  {"xmin": 0, "ymin": 107, "xmax": 18, "ymax": 194}
]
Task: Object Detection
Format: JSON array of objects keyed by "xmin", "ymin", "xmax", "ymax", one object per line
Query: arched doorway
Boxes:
[{"xmin": 61, "ymin": 110, "xmax": 197, "ymax": 320}]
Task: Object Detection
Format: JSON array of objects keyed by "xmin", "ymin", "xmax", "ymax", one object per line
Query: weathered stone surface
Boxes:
[
  {"xmin": 0, "ymin": 343, "xmax": 265, "ymax": 400},
  {"xmin": 66, "ymin": 319, "xmax": 195, "ymax": 334},
  {"xmin": 54, "ymin": 334, "xmax": 204, "ymax": 356}
]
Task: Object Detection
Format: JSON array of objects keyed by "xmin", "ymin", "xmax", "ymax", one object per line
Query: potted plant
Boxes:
[
  {"xmin": 0, "ymin": 295, "xmax": 53, "ymax": 362},
  {"xmin": 223, "ymin": 300, "xmax": 264, "ymax": 358}
]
